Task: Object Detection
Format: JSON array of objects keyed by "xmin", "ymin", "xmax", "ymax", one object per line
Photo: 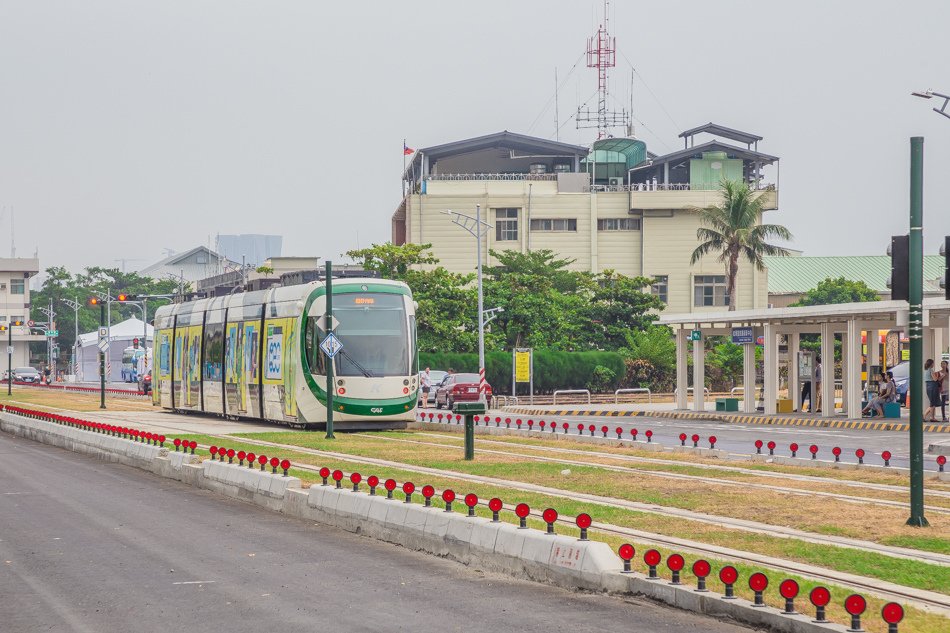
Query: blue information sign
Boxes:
[{"xmin": 731, "ymin": 327, "xmax": 754, "ymax": 344}]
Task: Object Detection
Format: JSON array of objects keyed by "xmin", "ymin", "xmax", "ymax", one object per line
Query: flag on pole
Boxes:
[{"xmin": 403, "ymin": 143, "xmax": 415, "ymax": 156}]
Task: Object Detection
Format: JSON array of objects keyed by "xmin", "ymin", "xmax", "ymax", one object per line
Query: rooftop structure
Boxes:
[{"xmin": 394, "ymin": 125, "xmax": 780, "ymax": 314}]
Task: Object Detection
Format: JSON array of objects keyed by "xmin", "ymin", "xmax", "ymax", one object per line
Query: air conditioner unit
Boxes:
[{"xmin": 608, "ymin": 177, "xmax": 625, "ymax": 187}]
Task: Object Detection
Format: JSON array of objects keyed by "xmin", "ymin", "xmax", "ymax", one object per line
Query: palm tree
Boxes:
[{"xmin": 690, "ymin": 180, "xmax": 793, "ymax": 311}]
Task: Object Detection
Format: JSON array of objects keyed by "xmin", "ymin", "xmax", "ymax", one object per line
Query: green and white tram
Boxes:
[{"xmin": 151, "ymin": 279, "xmax": 419, "ymax": 429}]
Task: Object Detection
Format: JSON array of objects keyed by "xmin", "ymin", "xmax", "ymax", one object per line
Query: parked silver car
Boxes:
[{"xmin": 420, "ymin": 370, "xmax": 447, "ymax": 404}]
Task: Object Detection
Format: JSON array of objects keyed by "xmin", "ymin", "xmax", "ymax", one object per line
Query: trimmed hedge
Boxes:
[{"xmin": 419, "ymin": 350, "xmax": 625, "ymax": 395}]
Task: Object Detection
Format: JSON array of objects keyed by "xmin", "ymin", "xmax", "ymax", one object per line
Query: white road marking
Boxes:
[{"xmin": 172, "ymin": 581, "xmax": 216, "ymax": 585}]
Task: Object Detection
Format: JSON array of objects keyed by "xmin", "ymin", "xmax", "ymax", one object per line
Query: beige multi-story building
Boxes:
[
  {"xmin": 0, "ymin": 258, "xmax": 43, "ymax": 368},
  {"xmin": 392, "ymin": 126, "xmax": 780, "ymax": 313}
]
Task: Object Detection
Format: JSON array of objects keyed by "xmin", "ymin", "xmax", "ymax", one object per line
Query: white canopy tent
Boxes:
[{"xmin": 75, "ymin": 317, "xmax": 154, "ymax": 383}]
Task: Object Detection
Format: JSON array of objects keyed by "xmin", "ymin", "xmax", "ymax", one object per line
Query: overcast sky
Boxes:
[{"xmin": 1, "ymin": 0, "xmax": 948, "ymax": 277}]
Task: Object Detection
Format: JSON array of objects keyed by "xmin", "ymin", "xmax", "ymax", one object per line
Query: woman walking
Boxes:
[{"xmin": 924, "ymin": 359, "xmax": 940, "ymax": 422}]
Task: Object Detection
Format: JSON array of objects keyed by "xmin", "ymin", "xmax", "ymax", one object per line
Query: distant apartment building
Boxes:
[
  {"xmin": 0, "ymin": 257, "xmax": 44, "ymax": 367},
  {"xmin": 392, "ymin": 126, "xmax": 779, "ymax": 313}
]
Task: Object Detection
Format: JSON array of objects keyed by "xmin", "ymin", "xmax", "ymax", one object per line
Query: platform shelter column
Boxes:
[
  {"xmin": 845, "ymin": 319, "xmax": 863, "ymax": 419},
  {"xmin": 692, "ymin": 332, "xmax": 705, "ymax": 412},
  {"xmin": 763, "ymin": 323, "xmax": 777, "ymax": 415},
  {"xmin": 742, "ymin": 338, "xmax": 756, "ymax": 413},
  {"xmin": 820, "ymin": 323, "xmax": 835, "ymax": 417},
  {"xmin": 788, "ymin": 332, "xmax": 800, "ymax": 411},
  {"xmin": 676, "ymin": 328, "xmax": 688, "ymax": 410}
]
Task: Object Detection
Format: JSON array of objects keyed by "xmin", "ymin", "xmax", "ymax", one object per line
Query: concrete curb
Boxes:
[{"xmin": 1, "ymin": 410, "xmax": 853, "ymax": 633}]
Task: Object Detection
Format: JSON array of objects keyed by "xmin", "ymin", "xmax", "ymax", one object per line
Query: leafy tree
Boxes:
[
  {"xmin": 791, "ymin": 277, "xmax": 880, "ymax": 306},
  {"xmin": 347, "ymin": 242, "xmax": 438, "ymax": 277},
  {"xmin": 691, "ymin": 180, "xmax": 793, "ymax": 310},
  {"xmin": 585, "ymin": 270, "xmax": 664, "ymax": 349}
]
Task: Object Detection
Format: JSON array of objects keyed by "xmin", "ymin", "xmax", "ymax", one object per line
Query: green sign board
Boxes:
[
  {"xmin": 45, "ymin": 330, "xmax": 59, "ymax": 337},
  {"xmin": 689, "ymin": 330, "xmax": 702, "ymax": 341}
]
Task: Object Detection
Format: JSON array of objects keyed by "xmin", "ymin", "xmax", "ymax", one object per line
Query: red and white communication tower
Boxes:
[{"xmin": 576, "ymin": 0, "xmax": 629, "ymax": 138}]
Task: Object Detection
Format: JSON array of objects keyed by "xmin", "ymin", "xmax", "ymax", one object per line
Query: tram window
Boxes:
[
  {"xmin": 307, "ymin": 318, "xmax": 326, "ymax": 375},
  {"xmin": 334, "ymin": 293, "xmax": 409, "ymax": 377},
  {"xmin": 203, "ymin": 323, "xmax": 224, "ymax": 380}
]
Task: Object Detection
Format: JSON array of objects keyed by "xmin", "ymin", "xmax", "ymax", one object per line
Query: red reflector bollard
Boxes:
[
  {"xmin": 442, "ymin": 489, "xmax": 455, "ymax": 513},
  {"xmin": 367, "ymin": 475, "xmax": 379, "ymax": 496},
  {"xmin": 473, "ymin": 415, "xmax": 480, "ymax": 426},
  {"xmin": 666, "ymin": 554, "xmax": 684, "ymax": 585},
  {"xmin": 384, "ymin": 478, "xmax": 397, "ymax": 499},
  {"xmin": 527, "ymin": 419, "xmax": 534, "ymax": 430},
  {"xmin": 319, "ymin": 466, "xmax": 330, "ymax": 486},
  {"xmin": 618, "ymin": 544, "xmax": 635, "ymax": 573},
  {"xmin": 588, "ymin": 424, "xmax": 595, "ymax": 436},
  {"xmin": 257, "ymin": 454, "xmax": 267, "ymax": 471},
  {"xmin": 516, "ymin": 419, "xmax": 522, "ymax": 430},
  {"xmin": 515, "ymin": 502, "xmax": 530, "ymax": 528},
  {"xmin": 630, "ymin": 428, "xmax": 638, "ymax": 441},
  {"xmin": 227, "ymin": 448, "xmax": 236, "ymax": 464},
  {"xmin": 189, "ymin": 441, "xmax": 197, "ymax": 455},
  {"xmin": 709, "ymin": 435, "xmax": 717, "ymax": 449},
  {"xmin": 576, "ymin": 423, "xmax": 584, "ymax": 435},
  {"xmin": 210, "ymin": 446, "xmax": 218, "ymax": 458},
  {"xmin": 809, "ymin": 444, "xmax": 818, "ymax": 460},
  {"xmin": 643, "ymin": 549, "xmax": 661, "ymax": 579},
  {"xmin": 881, "ymin": 602, "xmax": 904, "ymax": 633},
  {"xmin": 692, "ymin": 560, "xmax": 710, "ymax": 592},
  {"xmin": 332, "ymin": 469, "xmax": 343, "ymax": 488},
  {"xmin": 832, "ymin": 446, "xmax": 842, "ymax": 462},
  {"xmin": 495, "ymin": 416, "xmax": 501, "ymax": 427},
  {"xmin": 856, "ymin": 448, "xmax": 865, "ymax": 464},
  {"xmin": 809, "ymin": 586, "xmax": 831, "ymax": 622},
  {"xmin": 575, "ymin": 513, "xmax": 591, "ymax": 540},
  {"xmin": 790, "ymin": 442, "xmax": 799, "ymax": 458},
  {"xmin": 882, "ymin": 450, "xmax": 892, "ymax": 467},
  {"xmin": 679, "ymin": 432, "xmax": 687, "ymax": 446},
  {"xmin": 403, "ymin": 481, "xmax": 415, "ymax": 503},
  {"xmin": 173, "ymin": 438, "xmax": 182, "ymax": 452},
  {"xmin": 280, "ymin": 459, "xmax": 291, "ymax": 477},
  {"xmin": 539, "ymin": 420, "xmax": 546, "ymax": 431},
  {"xmin": 938, "ymin": 455, "xmax": 947, "ymax": 472},
  {"xmin": 749, "ymin": 572, "xmax": 768, "ymax": 607},
  {"xmin": 488, "ymin": 497, "xmax": 503, "ymax": 522},
  {"xmin": 845, "ymin": 594, "xmax": 867, "ymax": 632},
  {"xmin": 645, "ymin": 429, "xmax": 653, "ymax": 442},
  {"xmin": 247, "ymin": 452, "xmax": 257, "ymax": 468},
  {"xmin": 465, "ymin": 493, "xmax": 478, "ymax": 517},
  {"xmin": 237, "ymin": 449, "xmax": 247, "ymax": 465},
  {"xmin": 601, "ymin": 425, "xmax": 608, "ymax": 438},
  {"xmin": 159, "ymin": 435, "xmax": 166, "ymax": 447},
  {"xmin": 350, "ymin": 472, "xmax": 362, "ymax": 491},
  {"xmin": 780, "ymin": 579, "xmax": 800, "ymax": 614},
  {"xmin": 563, "ymin": 422, "xmax": 569, "ymax": 434},
  {"xmin": 455, "ymin": 414, "xmax": 462, "ymax": 425},
  {"xmin": 542, "ymin": 508, "xmax": 558, "ymax": 534},
  {"xmin": 505, "ymin": 418, "xmax": 511, "ymax": 428},
  {"xmin": 767, "ymin": 440, "xmax": 776, "ymax": 456},
  {"xmin": 422, "ymin": 485, "xmax": 435, "ymax": 506},
  {"xmin": 691, "ymin": 433, "xmax": 699, "ymax": 448}
]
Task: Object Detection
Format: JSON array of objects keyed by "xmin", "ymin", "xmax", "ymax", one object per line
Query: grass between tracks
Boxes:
[
  {"xmin": 222, "ymin": 431, "xmax": 950, "ymax": 552},
  {"xmin": 0, "ymin": 387, "xmax": 150, "ymax": 412},
  {"xmin": 171, "ymin": 435, "xmax": 947, "ymax": 633},
  {"xmin": 174, "ymin": 433, "xmax": 950, "ymax": 592}
]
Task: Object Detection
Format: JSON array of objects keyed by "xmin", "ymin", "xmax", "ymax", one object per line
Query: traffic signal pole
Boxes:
[
  {"xmin": 907, "ymin": 136, "xmax": 928, "ymax": 527},
  {"xmin": 6, "ymin": 325, "xmax": 11, "ymax": 396},
  {"xmin": 99, "ymin": 301, "xmax": 106, "ymax": 410}
]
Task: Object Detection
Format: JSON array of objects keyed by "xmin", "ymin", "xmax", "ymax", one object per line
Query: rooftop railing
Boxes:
[{"xmin": 427, "ymin": 173, "xmax": 560, "ymax": 181}]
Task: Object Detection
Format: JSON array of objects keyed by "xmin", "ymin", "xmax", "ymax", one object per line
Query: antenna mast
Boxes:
[{"xmin": 576, "ymin": 0, "xmax": 628, "ymax": 139}]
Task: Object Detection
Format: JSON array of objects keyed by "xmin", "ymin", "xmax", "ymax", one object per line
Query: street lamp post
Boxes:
[
  {"xmin": 912, "ymin": 89, "xmax": 950, "ymax": 120},
  {"xmin": 444, "ymin": 207, "xmax": 494, "ymax": 405},
  {"xmin": 62, "ymin": 298, "xmax": 81, "ymax": 377}
]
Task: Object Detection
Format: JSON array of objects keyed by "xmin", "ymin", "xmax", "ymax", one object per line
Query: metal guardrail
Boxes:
[
  {"xmin": 673, "ymin": 387, "xmax": 711, "ymax": 396},
  {"xmin": 614, "ymin": 388, "xmax": 651, "ymax": 404},
  {"xmin": 428, "ymin": 173, "xmax": 558, "ymax": 182},
  {"xmin": 493, "ymin": 395, "xmax": 519, "ymax": 407},
  {"xmin": 552, "ymin": 389, "xmax": 591, "ymax": 405}
]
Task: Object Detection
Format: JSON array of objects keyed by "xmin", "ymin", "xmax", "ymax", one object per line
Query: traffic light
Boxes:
[
  {"xmin": 887, "ymin": 234, "xmax": 909, "ymax": 301},
  {"xmin": 88, "ymin": 297, "xmax": 101, "ymax": 306},
  {"xmin": 941, "ymin": 236, "xmax": 949, "ymax": 300},
  {"xmin": 116, "ymin": 293, "xmax": 138, "ymax": 302}
]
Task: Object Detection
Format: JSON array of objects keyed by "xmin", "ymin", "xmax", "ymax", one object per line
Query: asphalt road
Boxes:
[{"xmin": 0, "ymin": 432, "xmax": 750, "ymax": 633}]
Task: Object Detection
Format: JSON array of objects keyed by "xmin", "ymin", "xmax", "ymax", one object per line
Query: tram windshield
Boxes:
[{"xmin": 331, "ymin": 293, "xmax": 410, "ymax": 377}]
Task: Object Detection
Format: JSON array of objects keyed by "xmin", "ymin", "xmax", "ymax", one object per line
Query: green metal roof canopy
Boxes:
[{"xmin": 581, "ymin": 137, "xmax": 647, "ymax": 171}]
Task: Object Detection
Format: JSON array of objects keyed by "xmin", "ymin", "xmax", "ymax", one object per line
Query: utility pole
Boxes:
[
  {"xmin": 325, "ymin": 260, "xmax": 335, "ymax": 439},
  {"xmin": 99, "ymin": 299, "xmax": 106, "ymax": 409},
  {"xmin": 907, "ymin": 137, "xmax": 928, "ymax": 527},
  {"xmin": 62, "ymin": 298, "xmax": 81, "ymax": 377}
]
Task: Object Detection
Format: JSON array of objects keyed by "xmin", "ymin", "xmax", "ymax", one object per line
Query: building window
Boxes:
[
  {"xmin": 10, "ymin": 279, "xmax": 24, "ymax": 295},
  {"xmin": 693, "ymin": 275, "xmax": 729, "ymax": 307},
  {"xmin": 495, "ymin": 208, "xmax": 519, "ymax": 241},
  {"xmin": 529, "ymin": 218, "xmax": 577, "ymax": 232},
  {"xmin": 650, "ymin": 275, "xmax": 668, "ymax": 304},
  {"xmin": 597, "ymin": 218, "xmax": 641, "ymax": 231}
]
